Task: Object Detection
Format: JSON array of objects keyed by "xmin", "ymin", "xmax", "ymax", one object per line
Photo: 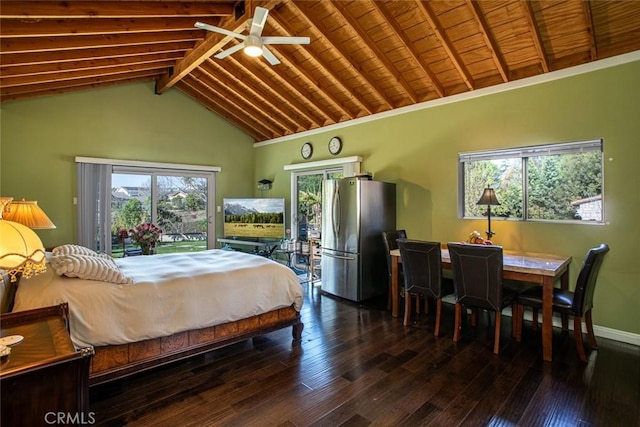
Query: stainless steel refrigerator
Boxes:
[{"xmin": 321, "ymin": 178, "xmax": 396, "ymax": 302}]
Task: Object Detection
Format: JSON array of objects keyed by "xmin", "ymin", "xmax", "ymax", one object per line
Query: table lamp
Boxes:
[
  {"xmin": 3, "ymin": 199, "xmax": 57, "ymax": 229},
  {"xmin": 0, "ymin": 197, "xmax": 49, "ymax": 283},
  {"xmin": 476, "ymin": 188, "xmax": 500, "ymax": 240}
]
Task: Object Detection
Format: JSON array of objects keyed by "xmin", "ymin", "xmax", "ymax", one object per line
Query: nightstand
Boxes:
[{"xmin": 0, "ymin": 303, "xmax": 94, "ymax": 427}]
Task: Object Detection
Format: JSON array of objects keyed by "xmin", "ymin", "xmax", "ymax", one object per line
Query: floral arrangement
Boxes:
[{"xmin": 129, "ymin": 223, "xmax": 162, "ymax": 254}]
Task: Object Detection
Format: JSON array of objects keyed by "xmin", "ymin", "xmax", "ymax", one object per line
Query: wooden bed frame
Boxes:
[{"xmin": 1, "ymin": 272, "xmax": 304, "ymax": 386}]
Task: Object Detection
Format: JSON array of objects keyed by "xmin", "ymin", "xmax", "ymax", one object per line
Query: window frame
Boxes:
[
  {"xmin": 458, "ymin": 139, "xmax": 604, "ymax": 224},
  {"xmin": 75, "ymin": 157, "xmax": 219, "ymax": 253}
]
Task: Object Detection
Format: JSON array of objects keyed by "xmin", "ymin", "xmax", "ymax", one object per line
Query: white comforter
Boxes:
[{"xmin": 13, "ymin": 250, "xmax": 304, "ymax": 348}]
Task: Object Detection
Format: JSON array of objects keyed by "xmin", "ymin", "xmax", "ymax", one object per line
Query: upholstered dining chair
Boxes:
[
  {"xmin": 516, "ymin": 243, "xmax": 610, "ymax": 362},
  {"xmin": 448, "ymin": 242, "xmax": 518, "ymax": 355},
  {"xmin": 382, "ymin": 230, "xmax": 407, "ymax": 309},
  {"xmin": 397, "ymin": 239, "xmax": 454, "ymax": 336}
]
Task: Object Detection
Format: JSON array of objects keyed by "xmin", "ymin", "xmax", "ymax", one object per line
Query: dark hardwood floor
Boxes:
[{"xmin": 90, "ymin": 283, "xmax": 640, "ymax": 426}]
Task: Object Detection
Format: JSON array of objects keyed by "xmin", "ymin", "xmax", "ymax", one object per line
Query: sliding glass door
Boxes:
[
  {"xmin": 291, "ymin": 168, "xmax": 342, "ymax": 268},
  {"xmin": 110, "ymin": 169, "xmax": 214, "ymax": 256}
]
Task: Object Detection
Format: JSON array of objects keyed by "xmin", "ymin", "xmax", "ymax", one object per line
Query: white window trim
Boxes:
[{"xmin": 75, "ymin": 156, "xmax": 221, "ymax": 173}]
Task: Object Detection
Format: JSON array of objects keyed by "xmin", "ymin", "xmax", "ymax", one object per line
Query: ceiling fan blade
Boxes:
[
  {"xmin": 250, "ymin": 7, "xmax": 269, "ymax": 37},
  {"xmin": 195, "ymin": 21, "xmax": 246, "ymax": 40},
  {"xmin": 261, "ymin": 36, "xmax": 310, "ymax": 45},
  {"xmin": 214, "ymin": 42, "xmax": 246, "ymax": 59},
  {"xmin": 261, "ymin": 46, "xmax": 280, "ymax": 65}
]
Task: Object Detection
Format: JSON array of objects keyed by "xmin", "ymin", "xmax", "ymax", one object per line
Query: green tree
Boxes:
[
  {"xmin": 116, "ymin": 199, "xmax": 146, "ymax": 230},
  {"xmin": 185, "ymin": 192, "xmax": 204, "ymax": 211},
  {"xmin": 157, "ymin": 201, "xmax": 182, "ymax": 233}
]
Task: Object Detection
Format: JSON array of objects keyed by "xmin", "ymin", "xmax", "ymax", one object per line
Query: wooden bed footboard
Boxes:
[{"xmin": 89, "ymin": 306, "xmax": 303, "ymax": 386}]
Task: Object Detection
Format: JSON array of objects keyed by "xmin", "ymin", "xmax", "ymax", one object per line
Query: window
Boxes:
[
  {"xmin": 76, "ymin": 157, "xmax": 219, "ymax": 255},
  {"xmin": 459, "ymin": 139, "xmax": 603, "ymax": 223}
]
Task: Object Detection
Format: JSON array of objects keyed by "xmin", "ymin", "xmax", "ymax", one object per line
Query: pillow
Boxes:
[
  {"xmin": 50, "ymin": 254, "xmax": 132, "ymax": 284},
  {"xmin": 52, "ymin": 244, "xmax": 111, "ymax": 259}
]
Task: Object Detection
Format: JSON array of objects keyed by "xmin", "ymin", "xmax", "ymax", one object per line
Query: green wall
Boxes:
[
  {"xmin": 1, "ymin": 61, "xmax": 638, "ymax": 336},
  {"xmin": 0, "ymin": 81, "xmax": 255, "ymax": 247},
  {"xmin": 255, "ymin": 60, "xmax": 640, "ymax": 335}
]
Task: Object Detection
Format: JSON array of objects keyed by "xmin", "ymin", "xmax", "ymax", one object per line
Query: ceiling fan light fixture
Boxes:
[{"xmin": 243, "ymin": 35, "xmax": 263, "ymax": 57}]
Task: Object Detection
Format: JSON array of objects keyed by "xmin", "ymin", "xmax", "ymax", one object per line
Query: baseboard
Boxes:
[{"xmin": 441, "ymin": 296, "xmax": 640, "ymax": 347}]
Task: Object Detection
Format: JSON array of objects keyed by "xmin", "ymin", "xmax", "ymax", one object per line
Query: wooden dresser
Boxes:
[{"xmin": 0, "ymin": 303, "xmax": 94, "ymax": 427}]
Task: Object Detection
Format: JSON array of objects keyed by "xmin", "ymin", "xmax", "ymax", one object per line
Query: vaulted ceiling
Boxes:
[{"xmin": 2, "ymin": 1, "xmax": 639, "ymax": 143}]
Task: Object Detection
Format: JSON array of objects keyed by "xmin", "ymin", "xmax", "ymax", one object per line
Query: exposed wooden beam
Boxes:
[
  {"xmin": 370, "ymin": 1, "xmax": 444, "ymax": 98},
  {"xmin": 267, "ymin": 46, "xmax": 349, "ymax": 123},
  {"xmin": 331, "ymin": 1, "xmax": 418, "ymax": 105},
  {"xmin": 581, "ymin": 0, "xmax": 597, "ymax": 61},
  {"xmin": 1, "ymin": 53, "xmax": 182, "ymax": 79},
  {"xmin": 225, "ymin": 55, "xmax": 321, "ymax": 129},
  {"xmin": 0, "ymin": 1, "xmax": 232, "ymax": 19},
  {"xmin": 155, "ymin": 0, "xmax": 285, "ymax": 94},
  {"xmin": 193, "ymin": 67, "xmax": 288, "ymax": 137},
  {"xmin": 1, "ymin": 42, "xmax": 193, "ymax": 67},
  {"xmin": 1, "ymin": 31, "xmax": 203, "ymax": 54},
  {"xmin": 178, "ymin": 79, "xmax": 266, "ymax": 142},
  {"xmin": 289, "ymin": 0, "xmax": 394, "ymax": 111},
  {"xmin": 0, "ymin": 17, "xmax": 216, "ymax": 37},
  {"xmin": 268, "ymin": 11, "xmax": 373, "ymax": 116},
  {"xmin": 182, "ymin": 75, "xmax": 274, "ymax": 141},
  {"xmin": 217, "ymin": 47, "xmax": 333, "ymax": 127},
  {"xmin": 521, "ymin": 0, "xmax": 549, "ymax": 73},
  {"xmin": 0, "ymin": 69, "xmax": 159, "ymax": 97},
  {"xmin": 415, "ymin": 1, "xmax": 475, "ymax": 91},
  {"xmin": 1, "ymin": 60, "xmax": 172, "ymax": 88},
  {"xmin": 202, "ymin": 59, "xmax": 304, "ymax": 133},
  {"xmin": 467, "ymin": 0, "xmax": 509, "ymax": 83},
  {"xmin": 154, "ymin": 24, "xmax": 245, "ymax": 94},
  {"xmin": 0, "ymin": 76, "xmax": 155, "ymax": 103}
]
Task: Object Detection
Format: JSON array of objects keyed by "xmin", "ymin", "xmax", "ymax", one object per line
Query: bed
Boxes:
[{"xmin": 6, "ymin": 248, "xmax": 304, "ymax": 386}]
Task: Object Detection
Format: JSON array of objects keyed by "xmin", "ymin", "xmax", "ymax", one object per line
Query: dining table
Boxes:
[{"xmin": 389, "ymin": 246, "xmax": 572, "ymax": 362}]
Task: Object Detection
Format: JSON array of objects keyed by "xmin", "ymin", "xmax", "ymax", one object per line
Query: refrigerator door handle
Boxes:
[
  {"xmin": 323, "ymin": 252, "xmax": 356, "ymax": 261},
  {"xmin": 332, "ymin": 184, "xmax": 340, "ymax": 237}
]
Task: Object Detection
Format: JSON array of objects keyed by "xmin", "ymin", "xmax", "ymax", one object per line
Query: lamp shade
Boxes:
[
  {"xmin": 3, "ymin": 200, "xmax": 56, "ymax": 229},
  {"xmin": 476, "ymin": 188, "xmax": 501, "ymax": 206},
  {"xmin": 0, "ymin": 220, "xmax": 47, "ymax": 281}
]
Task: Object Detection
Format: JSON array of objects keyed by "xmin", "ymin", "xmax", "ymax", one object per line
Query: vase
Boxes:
[{"xmin": 141, "ymin": 245, "xmax": 155, "ymax": 255}]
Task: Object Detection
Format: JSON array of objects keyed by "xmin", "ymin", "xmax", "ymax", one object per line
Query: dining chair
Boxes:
[
  {"xmin": 515, "ymin": 243, "xmax": 609, "ymax": 362},
  {"xmin": 448, "ymin": 242, "xmax": 518, "ymax": 355},
  {"xmin": 382, "ymin": 230, "xmax": 407, "ymax": 310},
  {"xmin": 397, "ymin": 239, "xmax": 454, "ymax": 336}
]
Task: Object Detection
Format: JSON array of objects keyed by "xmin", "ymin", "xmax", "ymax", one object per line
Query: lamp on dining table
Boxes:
[{"xmin": 476, "ymin": 187, "xmax": 500, "ymax": 240}]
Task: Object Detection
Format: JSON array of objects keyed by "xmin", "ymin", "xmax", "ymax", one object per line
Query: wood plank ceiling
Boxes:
[{"xmin": 2, "ymin": 1, "xmax": 640, "ymax": 143}]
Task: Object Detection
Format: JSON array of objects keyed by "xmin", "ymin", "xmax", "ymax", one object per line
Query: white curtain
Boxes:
[{"xmin": 76, "ymin": 162, "xmax": 112, "ymax": 252}]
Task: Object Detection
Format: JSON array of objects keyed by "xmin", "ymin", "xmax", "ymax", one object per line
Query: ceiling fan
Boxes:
[{"xmin": 195, "ymin": 6, "xmax": 310, "ymax": 65}]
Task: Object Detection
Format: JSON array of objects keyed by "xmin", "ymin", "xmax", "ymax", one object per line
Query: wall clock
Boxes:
[
  {"xmin": 328, "ymin": 136, "xmax": 342, "ymax": 155},
  {"xmin": 301, "ymin": 142, "xmax": 313, "ymax": 159}
]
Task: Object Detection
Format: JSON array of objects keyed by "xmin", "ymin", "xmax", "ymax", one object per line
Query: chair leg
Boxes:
[
  {"xmin": 574, "ymin": 315, "xmax": 587, "ymax": 362},
  {"xmin": 387, "ymin": 277, "xmax": 392, "ymax": 310},
  {"xmin": 416, "ymin": 295, "xmax": 421, "ymax": 314},
  {"xmin": 532, "ymin": 308, "xmax": 539, "ymax": 331},
  {"xmin": 494, "ymin": 311, "xmax": 502, "ymax": 355},
  {"xmin": 561, "ymin": 314, "xmax": 569, "ymax": 332},
  {"xmin": 516, "ymin": 304, "xmax": 523, "ymax": 342},
  {"xmin": 403, "ymin": 291, "xmax": 412, "ymax": 326},
  {"xmin": 454, "ymin": 303, "xmax": 462, "ymax": 342},
  {"xmin": 434, "ymin": 298, "xmax": 442, "ymax": 337},
  {"xmin": 471, "ymin": 309, "xmax": 477, "ymax": 327},
  {"xmin": 424, "ymin": 297, "xmax": 429, "ymax": 314},
  {"xmin": 511, "ymin": 303, "xmax": 517, "ymax": 338},
  {"xmin": 585, "ymin": 310, "xmax": 598, "ymax": 349}
]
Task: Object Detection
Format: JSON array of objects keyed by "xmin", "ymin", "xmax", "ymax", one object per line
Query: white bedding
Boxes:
[{"xmin": 13, "ymin": 250, "xmax": 304, "ymax": 348}]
